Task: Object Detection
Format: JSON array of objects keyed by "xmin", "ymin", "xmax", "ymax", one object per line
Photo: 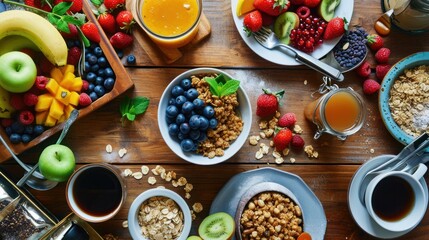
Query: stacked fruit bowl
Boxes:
[{"xmin": 0, "ymin": 0, "xmax": 133, "ymax": 162}]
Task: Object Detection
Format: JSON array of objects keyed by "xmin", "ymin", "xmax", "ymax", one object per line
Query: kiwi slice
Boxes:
[
  {"xmin": 198, "ymin": 212, "xmax": 235, "ymax": 240},
  {"xmin": 319, "ymin": 0, "xmax": 341, "ymax": 22},
  {"xmin": 273, "ymin": 12, "xmax": 299, "ymax": 45},
  {"xmin": 187, "ymin": 236, "xmax": 203, "ymax": 240}
]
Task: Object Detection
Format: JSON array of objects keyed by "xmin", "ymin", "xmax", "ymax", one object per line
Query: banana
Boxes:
[
  {"xmin": 0, "ymin": 35, "xmax": 39, "ymax": 56},
  {"xmin": 0, "ymin": 10, "xmax": 68, "ymax": 66},
  {"xmin": 0, "ymin": 86, "xmax": 15, "ymax": 118}
]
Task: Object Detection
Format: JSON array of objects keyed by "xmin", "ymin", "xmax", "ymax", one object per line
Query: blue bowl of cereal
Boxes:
[
  {"xmin": 157, "ymin": 68, "xmax": 252, "ymax": 165},
  {"xmin": 379, "ymin": 52, "xmax": 429, "ymax": 150}
]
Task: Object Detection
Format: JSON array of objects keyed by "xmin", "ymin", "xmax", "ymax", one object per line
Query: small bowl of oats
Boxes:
[
  {"xmin": 379, "ymin": 51, "xmax": 429, "ymax": 149},
  {"xmin": 127, "ymin": 188, "xmax": 192, "ymax": 240},
  {"xmin": 158, "ymin": 68, "xmax": 252, "ymax": 165},
  {"xmin": 235, "ymin": 182, "xmax": 305, "ymax": 239}
]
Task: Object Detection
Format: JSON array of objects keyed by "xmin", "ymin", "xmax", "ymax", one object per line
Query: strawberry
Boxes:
[
  {"xmin": 19, "ymin": 110, "xmax": 35, "ymax": 125},
  {"xmin": 253, "ymin": 0, "xmax": 290, "ymax": 16},
  {"xmin": 81, "ymin": 22, "xmax": 100, "ymax": 43},
  {"xmin": 290, "ymin": 134, "xmax": 305, "ymax": 150},
  {"xmin": 303, "ymin": 0, "xmax": 321, "ymax": 8},
  {"xmin": 376, "ymin": 64, "xmax": 391, "ymax": 80},
  {"xmin": 98, "ymin": 12, "xmax": 117, "ymax": 35},
  {"xmin": 243, "ymin": 10, "xmax": 263, "ymax": 35},
  {"xmin": 104, "ymin": 0, "xmax": 125, "ymax": 11},
  {"xmin": 61, "ymin": 23, "xmax": 79, "ymax": 39},
  {"xmin": 54, "ymin": 0, "xmax": 82, "ymax": 13},
  {"xmin": 261, "ymin": 12, "xmax": 275, "ymax": 26},
  {"xmin": 23, "ymin": 93, "xmax": 38, "ymax": 107},
  {"xmin": 116, "ymin": 10, "xmax": 135, "ymax": 33},
  {"xmin": 375, "ymin": 47, "xmax": 390, "ymax": 64},
  {"xmin": 366, "ymin": 34, "xmax": 384, "ymax": 51},
  {"xmin": 323, "ymin": 17, "xmax": 347, "ymax": 40},
  {"xmin": 67, "ymin": 46, "xmax": 82, "ymax": 66},
  {"xmin": 356, "ymin": 61, "xmax": 371, "ymax": 78},
  {"xmin": 362, "ymin": 79, "xmax": 380, "ymax": 95},
  {"xmin": 273, "ymin": 128, "xmax": 293, "ymax": 151},
  {"xmin": 256, "ymin": 89, "xmax": 285, "ymax": 118},
  {"xmin": 278, "ymin": 112, "xmax": 297, "ymax": 128},
  {"xmin": 79, "ymin": 93, "xmax": 92, "ymax": 107},
  {"xmin": 25, "ymin": 0, "xmax": 52, "ymax": 11},
  {"xmin": 109, "ymin": 32, "xmax": 133, "ymax": 49}
]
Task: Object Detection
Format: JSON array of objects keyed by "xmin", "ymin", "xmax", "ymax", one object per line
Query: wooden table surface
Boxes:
[{"xmin": 2, "ymin": 0, "xmax": 429, "ymax": 239}]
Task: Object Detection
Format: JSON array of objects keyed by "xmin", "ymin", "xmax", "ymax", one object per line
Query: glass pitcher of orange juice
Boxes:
[{"xmin": 304, "ymin": 85, "xmax": 366, "ymax": 140}]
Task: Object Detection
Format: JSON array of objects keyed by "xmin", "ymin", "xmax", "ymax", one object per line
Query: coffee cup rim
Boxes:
[{"xmin": 65, "ymin": 163, "xmax": 126, "ymax": 223}]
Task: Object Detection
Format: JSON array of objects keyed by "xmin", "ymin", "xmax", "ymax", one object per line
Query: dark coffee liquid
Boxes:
[
  {"xmin": 73, "ymin": 167, "xmax": 122, "ymax": 216},
  {"xmin": 371, "ymin": 176, "xmax": 414, "ymax": 222}
]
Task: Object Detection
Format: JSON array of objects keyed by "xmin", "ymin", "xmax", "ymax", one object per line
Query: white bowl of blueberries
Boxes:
[{"xmin": 157, "ymin": 68, "xmax": 252, "ymax": 165}]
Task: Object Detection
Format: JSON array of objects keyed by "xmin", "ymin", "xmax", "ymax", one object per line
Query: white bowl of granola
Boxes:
[
  {"xmin": 158, "ymin": 68, "xmax": 252, "ymax": 165},
  {"xmin": 127, "ymin": 188, "xmax": 192, "ymax": 240}
]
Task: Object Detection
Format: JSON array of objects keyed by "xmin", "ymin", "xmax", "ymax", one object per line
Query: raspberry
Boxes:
[
  {"xmin": 81, "ymin": 80, "xmax": 89, "ymax": 91},
  {"xmin": 375, "ymin": 64, "xmax": 391, "ymax": 81},
  {"xmin": 67, "ymin": 46, "xmax": 82, "ymax": 66},
  {"xmin": 363, "ymin": 79, "xmax": 381, "ymax": 95},
  {"xmin": 19, "ymin": 110, "xmax": 35, "ymax": 125},
  {"xmin": 375, "ymin": 47, "xmax": 390, "ymax": 64},
  {"xmin": 35, "ymin": 76, "xmax": 49, "ymax": 90},
  {"xmin": 1, "ymin": 118, "xmax": 13, "ymax": 128},
  {"xmin": 278, "ymin": 112, "xmax": 297, "ymax": 128},
  {"xmin": 9, "ymin": 94, "xmax": 26, "ymax": 110},
  {"xmin": 356, "ymin": 61, "xmax": 371, "ymax": 78},
  {"xmin": 23, "ymin": 92, "xmax": 38, "ymax": 106},
  {"xmin": 78, "ymin": 93, "xmax": 92, "ymax": 107},
  {"xmin": 291, "ymin": 135, "xmax": 305, "ymax": 150}
]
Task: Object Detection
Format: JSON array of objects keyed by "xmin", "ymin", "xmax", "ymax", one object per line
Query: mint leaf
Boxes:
[
  {"xmin": 126, "ymin": 113, "xmax": 136, "ymax": 121},
  {"xmin": 131, "ymin": 97, "xmax": 150, "ymax": 114},
  {"xmin": 120, "ymin": 96, "xmax": 131, "ymax": 116},
  {"xmin": 204, "ymin": 74, "xmax": 240, "ymax": 97},
  {"xmin": 63, "ymin": 15, "xmax": 85, "ymax": 26},
  {"xmin": 91, "ymin": 0, "xmax": 103, "ymax": 6},
  {"xmin": 56, "ymin": 19, "xmax": 70, "ymax": 33},
  {"xmin": 219, "ymin": 79, "xmax": 240, "ymax": 97},
  {"xmin": 120, "ymin": 96, "xmax": 150, "ymax": 126},
  {"xmin": 52, "ymin": 2, "xmax": 72, "ymax": 15},
  {"xmin": 205, "ymin": 77, "xmax": 221, "ymax": 96}
]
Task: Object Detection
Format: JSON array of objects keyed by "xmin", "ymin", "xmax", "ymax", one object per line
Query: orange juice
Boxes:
[
  {"xmin": 324, "ymin": 91, "xmax": 361, "ymax": 132},
  {"xmin": 139, "ymin": 0, "xmax": 201, "ymax": 48}
]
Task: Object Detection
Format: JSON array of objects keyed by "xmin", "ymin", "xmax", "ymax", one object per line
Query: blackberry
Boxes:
[{"xmin": 333, "ymin": 27, "xmax": 368, "ymax": 69}]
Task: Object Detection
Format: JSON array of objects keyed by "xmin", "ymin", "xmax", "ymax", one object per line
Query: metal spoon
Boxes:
[{"xmin": 374, "ymin": 9, "xmax": 393, "ymax": 36}]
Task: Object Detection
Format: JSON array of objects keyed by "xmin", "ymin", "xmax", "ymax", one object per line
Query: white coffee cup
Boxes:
[{"xmin": 365, "ymin": 163, "xmax": 428, "ymax": 232}]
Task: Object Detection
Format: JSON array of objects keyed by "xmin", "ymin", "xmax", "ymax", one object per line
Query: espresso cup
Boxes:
[
  {"xmin": 364, "ymin": 163, "xmax": 428, "ymax": 232},
  {"xmin": 66, "ymin": 163, "xmax": 126, "ymax": 223}
]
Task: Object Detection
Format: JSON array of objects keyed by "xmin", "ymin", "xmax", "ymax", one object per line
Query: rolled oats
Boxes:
[
  {"xmin": 106, "ymin": 144, "xmax": 113, "ymax": 153},
  {"xmin": 118, "ymin": 148, "xmax": 127, "ymax": 158},
  {"xmin": 123, "ymin": 169, "xmax": 133, "ymax": 177},
  {"xmin": 184, "ymin": 183, "xmax": 193, "ymax": 193},
  {"xmin": 132, "ymin": 172, "xmax": 143, "ymax": 180},
  {"xmin": 255, "ymin": 150, "xmax": 264, "ymax": 160},
  {"xmin": 304, "ymin": 145, "xmax": 319, "ymax": 158},
  {"xmin": 122, "ymin": 220, "xmax": 128, "ymax": 228},
  {"xmin": 249, "ymin": 135, "xmax": 260, "ymax": 146},
  {"xmin": 148, "ymin": 176, "xmax": 157, "ymax": 185},
  {"xmin": 141, "ymin": 165, "xmax": 150, "ymax": 175},
  {"xmin": 275, "ymin": 157, "xmax": 284, "ymax": 164},
  {"xmin": 192, "ymin": 203, "xmax": 203, "ymax": 213}
]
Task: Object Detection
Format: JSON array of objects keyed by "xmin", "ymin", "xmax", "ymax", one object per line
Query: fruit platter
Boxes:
[
  {"xmin": 232, "ymin": 0, "xmax": 353, "ymax": 65},
  {"xmin": 0, "ymin": 0, "xmax": 133, "ymax": 161}
]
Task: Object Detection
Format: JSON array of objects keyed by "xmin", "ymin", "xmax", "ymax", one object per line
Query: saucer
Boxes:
[{"xmin": 348, "ymin": 154, "xmax": 429, "ymax": 239}]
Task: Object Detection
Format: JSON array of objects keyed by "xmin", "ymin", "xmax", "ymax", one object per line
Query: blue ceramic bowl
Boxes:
[{"xmin": 379, "ymin": 52, "xmax": 429, "ymax": 149}]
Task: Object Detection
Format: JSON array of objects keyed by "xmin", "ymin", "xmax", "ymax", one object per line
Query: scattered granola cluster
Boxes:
[
  {"xmin": 389, "ymin": 65, "xmax": 429, "ymax": 137},
  {"xmin": 248, "ymin": 111, "xmax": 318, "ymax": 164}
]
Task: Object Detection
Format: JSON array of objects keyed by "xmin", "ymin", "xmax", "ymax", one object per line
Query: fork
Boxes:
[{"xmin": 253, "ymin": 27, "xmax": 344, "ymax": 82}]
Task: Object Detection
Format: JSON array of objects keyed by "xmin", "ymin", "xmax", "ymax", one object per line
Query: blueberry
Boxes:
[
  {"xmin": 88, "ymin": 83, "xmax": 95, "ymax": 92},
  {"xmin": 189, "ymin": 115, "xmax": 200, "ymax": 129},
  {"xmin": 9, "ymin": 133, "xmax": 21, "ymax": 144},
  {"xmin": 209, "ymin": 118, "xmax": 218, "ymax": 129},
  {"xmin": 166, "ymin": 116, "xmax": 175, "ymax": 124},
  {"xmin": 86, "ymin": 72, "xmax": 97, "ymax": 82},
  {"xmin": 89, "ymin": 92, "xmax": 98, "ymax": 101},
  {"xmin": 11, "ymin": 122, "xmax": 24, "ymax": 134},
  {"xmin": 198, "ymin": 116, "xmax": 209, "ymax": 130},
  {"xmin": 95, "ymin": 76, "xmax": 104, "ymax": 85},
  {"xmin": 193, "ymin": 98, "xmax": 205, "ymax": 110},
  {"xmin": 180, "ymin": 78, "xmax": 192, "ymax": 90},
  {"xmin": 98, "ymin": 57, "xmax": 108, "ymax": 67},
  {"xmin": 180, "ymin": 139, "xmax": 194, "ymax": 152},
  {"xmin": 88, "ymin": 55, "xmax": 98, "ymax": 65},
  {"xmin": 171, "ymin": 86, "xmax": 184, "ymax": 97},
  {"xmin": 168, "ymin": 98, "xmax": 176, "ymax": 105},
  {"xmin": 105, "ymin": 67, "xmax": 114, "ymax": 77},
  {"xmin": 127, "ymin": 54, "xmax": 136, "ymax": 64},
  {"xmin": 5, "ymin": 127, "xmax": 12, "ymax": 136},
  {"xmin": 104, "ymin": 77, "xmax": 115, "ymax": 90},
  {"xmin": 179, "ymin": 123, "xmax": 190, "ymax": 134},
  {"xmin": 33, "ymin": 125, "xmax": 44, "ymax": 136},
  {"xmin": 90, "ymin": 64, "xmax": 100, "ymax": 73},
  {"xmin": 97, "ymin": 69, "xmax": 105, "ymax": 77},
  {"xmin": 189, "ymin": 130, "xmax": 200, "ymax": 140},
  {"xmin": 168, "ymin": 123, "xmax": 179, "ymax": 136},
  {"xmin": 94, "ymin": 85, "xmax": 106, "ymax": 97},
  {"xmin": 84, "ymin": 62, "xmax": 91, "ymax": 73},
  {"xmin": 85, "ymin": 52, "xmax": 93, "ymax": 59},
  {"xmin": 175, "ymin": 95, "xmax": 187, "ymax": 106},
  {"xmin": 197, "ymin": 132, "xmax": 207, "ymax": 142},
  {"xmin": 21, "ymin": 134, "xmax": 32, "ymax": 143},
  {"xmin": 166, "ymin": 105, "xmax": 179, "ymax": 118},
  {"xmin": 116, "ymin": 50, "xmax": 124, "ymax": 59},
  {"xmin": 181, "ymin": 101, "xmax": 194, "ymax": 114},
  {"xmin": 175, "ymin": 113, "xmax": 186, "ymax": 125},
  {"xmin": 177, "ymin": 132, "xmax": 186, "ymax": 140},
  {"xmin": 203, "ymin": 106, "xmax": 215, "ymax": 118},
  {"xmin": 90, "ymin": 43, "xmax": 98, "ymax": 49},
  {"xmin": 184, "ymin": 88, "xmax": 199, "ymax": 100},
  {"xmin": 66, "ymin": 40, "xmax": 75, "ymax": 48},
  {"xmin": 94, "ymin": 47, "xmax": 103, "ymax": 57},
  {"xmin": 24, "ymin": 125, "xmax": 33, "ymax": 135}
]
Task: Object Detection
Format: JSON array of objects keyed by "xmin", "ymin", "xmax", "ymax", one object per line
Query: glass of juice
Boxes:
[
  {"xmin": 304, "ymin": 87, "xmax": 366, "ymax": 140},
  {"xmin": 136, "ymin": 0, "xmax": 202, "ymax": 48}
]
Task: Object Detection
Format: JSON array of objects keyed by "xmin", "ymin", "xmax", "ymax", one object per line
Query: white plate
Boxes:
[
  {"xmin": 210, "ymin": 167, "xmax": 327, "ymax": 240},
  {"xmin": 231, "ymin": 0, "xmax": 354, "ymax": 66},
  {"xmin": 348, "ymin": 154, "xmax": 429, "ymax": 239}
]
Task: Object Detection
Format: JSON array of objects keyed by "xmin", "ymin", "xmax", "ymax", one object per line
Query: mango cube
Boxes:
[
  {"xmin": 64, "ymin": 105, "xmax": 75, "ymax": 118},
  {"xmin": 50, "ymin": 67, "xmax": 63, "ymax": 82},
  {"xmin": 69, "ymin": 92, "xmax": 80, "ymax": 106},
  {"xmin": 70, "ymin": 77, "xmax": 83, "ymax": 92},
  {"xmin": 48, "ymin": 99, "xmax": 64, "ymax": 120},
  {"xmin": 60, "ymin": 64, "xmax": 75, "ymax": 75},
  {"xmin": 35, "ymin": 111, "xmax": 48, "ymax": 125},
  {"xmin": 55, "ymin": 87, "xmax": 71, "ymax": 105},
  {"xmin": 35, "ymin": 94, "xmax": 53, "ymax": 112},
  {"xmin": 46, "ymin": 78, "xmax": 59, "ymax": 95},
  {"xmin": 44, "ymin": 114, "xmax": 57, "ymax": 127}
]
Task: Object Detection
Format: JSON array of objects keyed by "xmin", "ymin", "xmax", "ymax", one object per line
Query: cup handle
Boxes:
[{"xmin": 410, "ymin": 163, "xmax": 428, "ymax": 181}]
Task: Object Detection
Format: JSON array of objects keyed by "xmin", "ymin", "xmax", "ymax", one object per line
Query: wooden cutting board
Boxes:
[{"xmin": 126, "ymin": 0, "xmax": 211, "ymax": 64}]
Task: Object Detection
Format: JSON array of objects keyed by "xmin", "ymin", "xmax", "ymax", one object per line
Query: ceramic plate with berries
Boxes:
[{"xmin": 232, "ymin": 0, "xmax": 353, "ymax": 66}]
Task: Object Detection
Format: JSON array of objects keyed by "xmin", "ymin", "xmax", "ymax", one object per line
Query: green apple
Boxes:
[
  {"xmin": 38, "ymin": 144, "xmax": 76, "ymax": 182},
  {"xmin": 0, "ymin": 51, "xmax": 37, "ymax": 93}
]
